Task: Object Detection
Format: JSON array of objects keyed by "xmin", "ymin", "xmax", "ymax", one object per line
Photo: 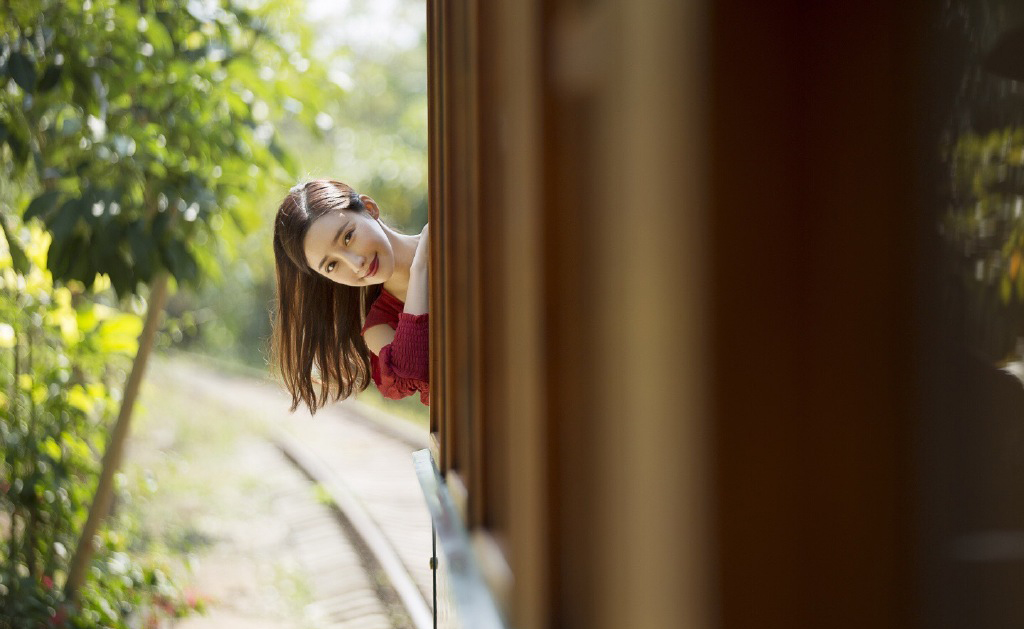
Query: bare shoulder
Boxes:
[{"xmin": 363, "ymin": 324, "xmax": 396, "ymax": 355}]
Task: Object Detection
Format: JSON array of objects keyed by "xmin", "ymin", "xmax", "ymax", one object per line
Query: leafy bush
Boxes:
[
  {"xmin": 0, "ymin": 222, "xmax": 191, "ymax": 628},
  {"xmin": 0, "ymin": 0, "xmax": 339, "ymax": 622}
]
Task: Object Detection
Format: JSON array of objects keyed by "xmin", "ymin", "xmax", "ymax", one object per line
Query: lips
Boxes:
[{"xmin": 364, "ymin": 254, "xmax": 379, "ymax": 279}]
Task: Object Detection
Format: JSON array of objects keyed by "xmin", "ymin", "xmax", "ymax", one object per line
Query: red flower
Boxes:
[
  {"xmin": 41, "ymin": 575, "xmax": 54, "ymax": 589},
  {"xmin": 183, "ymin": 587, "xmax": 207, "ymax": 609}
]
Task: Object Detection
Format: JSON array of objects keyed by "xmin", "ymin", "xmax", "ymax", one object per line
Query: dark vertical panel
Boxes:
[
  {"xmin": 443, "ymin": 0, "xmax": 459, "ymax": 476},
  {"xmin": 709, "ymin": 3, "xmax": 921, "ymax": 628},
  {"xmin": 434, "ymin": 0, "xmax": 485, "ymax": 523},
  {"xmin": 491, "ymin": 0, "xmax": 551, "ymax": 624},
  {"xmin": 437, "ymin": 0, "xmax": 456, "ymax": 473},
  {"xmin": 426, "ymin": 0, "xmax": 444, "ymax": 447},
  {"xmin": 542, "ymin": 3, "xmax": 601, "ymax": 626},
  {"xmin": 476, "ymin": 0, "xmax": 508, "ymax": 532},
  {"xmin": 464, "ymin": 0, "xmax": 487, "ymax": 528},
  {"xmin": 446, "ymin": 0, "xmax": 475, "ymax": 497},
  {"xmin": 544, "ymin": 99, "xmax": 600, "ymax": 629}
]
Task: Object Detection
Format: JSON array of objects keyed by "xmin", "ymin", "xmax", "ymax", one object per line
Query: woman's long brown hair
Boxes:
[{"xmin": 271, "ymin": 179, "xmax": 382, "ymax": 413}]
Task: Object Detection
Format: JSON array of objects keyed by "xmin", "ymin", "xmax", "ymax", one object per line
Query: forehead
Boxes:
[{"xmin": 303, "ymin": 211, "xmax": 351, "ymax": 267}]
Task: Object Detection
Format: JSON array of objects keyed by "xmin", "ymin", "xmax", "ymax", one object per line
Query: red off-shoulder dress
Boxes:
[{"xmin": 361, "ymin": 289, "xmax": 430, "ymax": 405}]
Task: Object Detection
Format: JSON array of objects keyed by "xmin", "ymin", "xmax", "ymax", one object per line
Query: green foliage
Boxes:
[
  {"xmin": 0, "ymin": 221, "xmax": 194, "ymax": 627},
  {"xmin": 945, "ymin": 128, "xmax": 1024, "ymax": 299},
  {"xmin": 937, "ymin": 0, "xmax": 1024, "ymax": 360},
  {"xmin": 0, "ymin": 0, "xmax": 354, "ymax": 621},
  {"xmin": 0, "ymin": 0, "xmax": 338, "ymax": 297},
  {"xmin": 289, "ymin": 0, "xmax": 428, "ymax": 232}
]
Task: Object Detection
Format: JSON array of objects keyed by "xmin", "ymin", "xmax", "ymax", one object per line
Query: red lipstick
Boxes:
[{"xmin": 365, "ymin": 254, "xmax": 379, "ymax": 279}]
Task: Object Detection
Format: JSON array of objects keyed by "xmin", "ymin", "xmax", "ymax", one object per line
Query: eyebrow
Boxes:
[{"xmin": 316, "ymin": 220, "xmax": 351, "ymax": 271}]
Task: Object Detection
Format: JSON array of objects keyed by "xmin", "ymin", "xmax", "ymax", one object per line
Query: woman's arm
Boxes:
[
  {"xmin": 366, "ymin": 314, "xmax": 429, "ymax": 401},
  {"xmin": 363, "ymin": 224, "xmax": 429, "ymax": 354},
  {"xmin": 373, "ymin": 325, "xmax": 429, "ymax": 400},
  {"xmin": 362, "ymin": 224, "xmax": 430, "ymax": 402},
  {"xmin": 403, "ymin": 224, "xmax": 429, "ymax": 315},
  {"xmin": 364, "ymin": 324, "xmax": 395, "ymax": 355}
]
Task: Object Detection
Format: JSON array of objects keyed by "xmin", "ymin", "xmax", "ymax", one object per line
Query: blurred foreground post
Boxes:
[
  {"xmin": 426, "ymin": 0, "xmax": 941, "ymax": 627},
  {"xmin": 63, "ymin": 271, "xmax": 169, "ymax": 601}
]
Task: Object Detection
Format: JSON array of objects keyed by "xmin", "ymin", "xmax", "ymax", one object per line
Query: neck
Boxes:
[{"xmin": 381, "ymin": 224, "xmax": 419, "ymax": 302}]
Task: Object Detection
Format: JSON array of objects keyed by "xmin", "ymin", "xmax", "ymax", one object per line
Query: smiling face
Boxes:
[{"xmin": 302, "ymin": 198, "xmax": 395, "ymax": 286}]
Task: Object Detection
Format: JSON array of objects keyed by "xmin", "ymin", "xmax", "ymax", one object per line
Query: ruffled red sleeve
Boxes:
[{"xmin": 363, "ymin": 291, "xmax": 430, "ymax": 405}]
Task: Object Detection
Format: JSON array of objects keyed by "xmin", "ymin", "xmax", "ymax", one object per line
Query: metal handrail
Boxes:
[{"xmin": 413, "ymin": 449, "xmax": 507, "ymax": 629}]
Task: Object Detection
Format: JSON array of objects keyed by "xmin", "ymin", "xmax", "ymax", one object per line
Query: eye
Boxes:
[
  {"xmin": 344, "ymin": 229, "xmax": 354, "ymax": 245},
  {"xmin": 325, "ymin": 261, "xmax": 336, "ymax": 274}
]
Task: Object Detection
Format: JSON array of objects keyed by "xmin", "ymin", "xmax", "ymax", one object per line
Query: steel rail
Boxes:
[{"xmin": 274, "ymin": 429, "xmax": 434, "ymax": 629}]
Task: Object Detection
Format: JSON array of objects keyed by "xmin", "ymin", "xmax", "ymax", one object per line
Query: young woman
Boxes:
[{"xmin": 271, "ymin": 179, "xmax": 430, "ymax": 413}]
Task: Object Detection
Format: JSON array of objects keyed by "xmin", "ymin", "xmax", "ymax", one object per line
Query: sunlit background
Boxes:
[
  {"xmin": 0, "ymin": 0, "xmax": 428, "ymax": 625},
  {"xmin": 160, "ymin": 0, "xmax": 430, "ymax": 421},
  {"xmin": 163, "ymin": 0, "xmax": 428, "ymax": 373}
]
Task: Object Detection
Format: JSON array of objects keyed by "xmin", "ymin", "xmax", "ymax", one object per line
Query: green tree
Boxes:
[
  {"xmin": 0, "ymin": 0, "xmax": 337, "ymax": 603},
  {"xmin": 0, "ymin": 225, "xmax": 195, "ymax": 627}
]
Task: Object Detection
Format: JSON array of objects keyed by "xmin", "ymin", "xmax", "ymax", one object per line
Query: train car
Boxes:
[{"xmin": 418, "ymin": 1, "xmax": 1024, "ymax": 628}]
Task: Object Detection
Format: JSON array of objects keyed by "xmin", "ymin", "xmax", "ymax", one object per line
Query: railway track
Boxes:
[
  {"xmin": 274, "ymin": 428, "xmax": 433, "ymax": 629},
  {"xmin": 155, "ymin": 357, "xmax": 452, "ymax": 629},
  {"xmin": 269, "ymin": 446, "xmax": 413, "ymax": 629}
]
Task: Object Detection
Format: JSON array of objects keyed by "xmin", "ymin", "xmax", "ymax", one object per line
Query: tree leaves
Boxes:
[
  {"xmin": 37, "ymin": 63, "xmax": 63, "ymax": 92},
  {"xmin": 144, "ymin": 19, "xmax": 174, "ymax": 56},
  {"xmin": 46, "ymin": 198, "xmax": 82, "ymax": 246},
  {"xmin": 160, "ymin": 239, "xmax": 198, "ymax": 284},
  {"xmin": 0, "ymin": 223, "xmax": 148, "ymax": 622},
  {"xmin": 0, "ymin": 1, "xmax": 327, "ymax": 295},
  {"xmin": 127, "ymin": 221, "xmax": 156, "ymax": 281},
  {"xmin": 8, "ymin": 51, "xmax": 37, "ymax": 92},
  {"xmin": 0, "ymin": 212, "xmax": 30, "ymax": 275},
  {"xmin": 24, "ymin": 191, "xmax": 61, "ymax": 223},
  {"xmin": 4, "ymin": 123, "xmax": 29, "ymax": 165},
  {"xmin": 94, "ymin": 313, "xmax": 143, "ymax": 354}
]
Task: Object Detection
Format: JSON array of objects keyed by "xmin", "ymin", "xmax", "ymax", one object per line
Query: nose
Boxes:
[{"xmin": 340, "ymin": 250, "xmax": 365, "ymax": 274}]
